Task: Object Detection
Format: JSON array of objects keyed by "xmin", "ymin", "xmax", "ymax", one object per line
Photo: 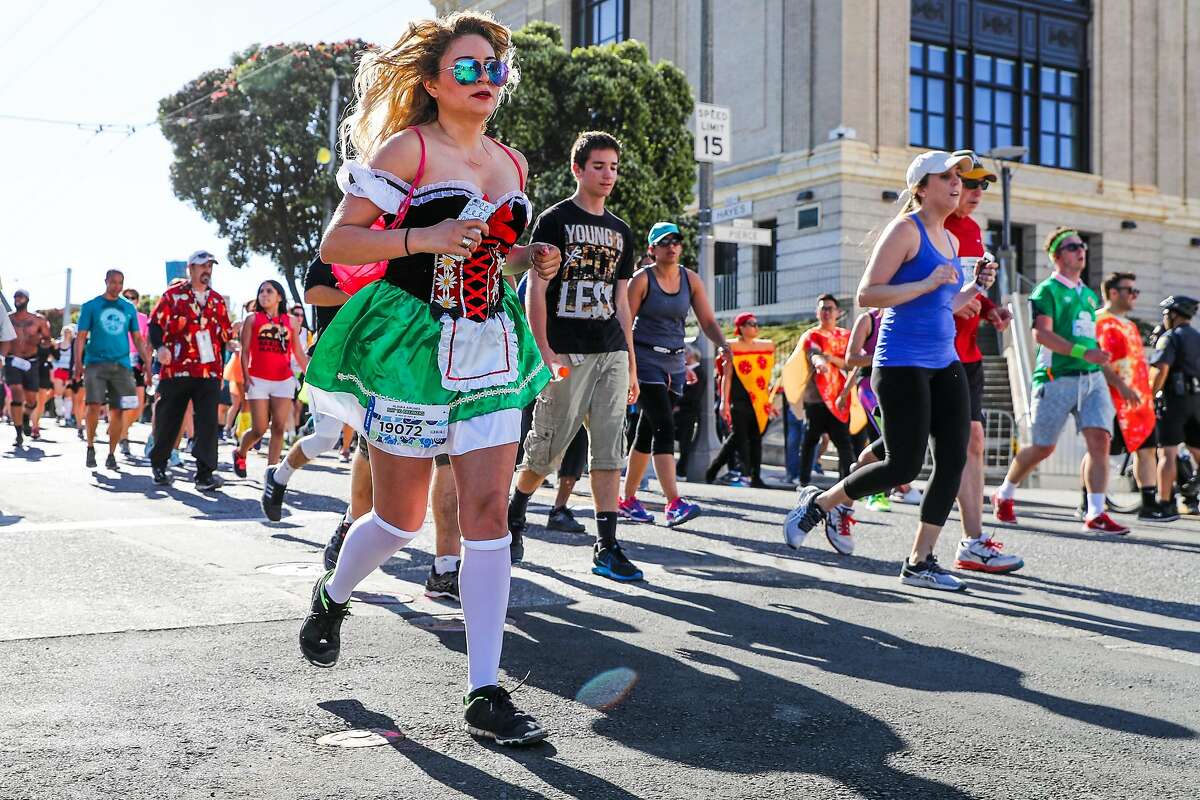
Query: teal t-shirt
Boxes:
[
  {"xmin": 1029, "ymin": 274, "xmax": 1101, "ymax": 389},
  {"xmin": 78, "ymin": 296, "xmax": 139, "ymax": 367}
]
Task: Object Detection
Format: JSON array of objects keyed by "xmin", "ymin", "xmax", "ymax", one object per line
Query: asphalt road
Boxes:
[{"xmin": 2, "ymin": 421, "xmax": 1198, "ymax": 799}]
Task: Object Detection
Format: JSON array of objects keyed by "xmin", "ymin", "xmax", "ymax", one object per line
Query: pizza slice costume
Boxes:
[
  {"xmin": 1095, "ymin": 309, "xmax": 1155, "ymax": 451},
  {"xmin": 304, "ymin": 132, "xmax": 549, "ymax": 457},
  {"xmin": 782, "ymin": 326, "xmax": 867, "ymax": 433},
  {"xmin": 731, "ymin": 346, "xmax": 776, "ymax": 434}
]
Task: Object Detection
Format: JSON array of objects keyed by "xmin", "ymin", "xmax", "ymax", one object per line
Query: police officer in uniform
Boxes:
[{"xmin": 1150, "ymin": 295, "xmax": 1200, "ymax": 514}]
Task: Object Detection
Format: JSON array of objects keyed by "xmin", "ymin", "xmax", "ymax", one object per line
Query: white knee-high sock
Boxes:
[
  {"xmin": 325, "ymin": 512, "xmax": 416, "ymax": 603},
  {"xmin": 460, "ymin": 535, "xmax": 512, "ymax": 692}
]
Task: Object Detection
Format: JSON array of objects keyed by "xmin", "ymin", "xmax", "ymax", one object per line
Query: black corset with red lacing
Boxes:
[{"xmin": 381, "ymin": 182, "xmax": 530, "ymax": 323}]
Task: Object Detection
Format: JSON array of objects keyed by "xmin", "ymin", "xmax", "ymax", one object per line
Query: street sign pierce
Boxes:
[
  {"xmin": 713, "ymin": 223, "xmax": 772, "ymax": 246},
  {"xmin": 695, "ymin": 103, "xmax": 731, "ymax": 163}
]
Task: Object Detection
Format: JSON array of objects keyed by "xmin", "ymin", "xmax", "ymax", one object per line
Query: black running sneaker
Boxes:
[
  {"xmin": 1139, "ymin": 503, "xmax": 1180, "ymax": 523},
  {"xmin": 195, "ymin": 473, "xmax": 224, "ymax": 492},
  {"xmin": 592, "ymin": 542, "xmax": 644, "ymax": 582},
  {"xmin": 299, "ymin": 570, "xmax": 350, "ymax": 668},
  {"xmin": 424, "ymin": 563, "xmax": 460, "ymax": 602},
  {"xmin": 463, "ymin": 684, "xmax": 548, "ymax": 746},
  {"xmin": 85, "ymin": 446, "xmax": 97, "ymax": 468},
  {"xmin": 14, "ymin": 427, "xmax": 23, "ymax": 448},
  {"xmin": 119, "ymin": 439, "xmax": 132, "ymax": 458},
  {"xmin": 152, "ymin": 464, "xmax": 173, "ymax": 486},
  {"xmin": 509, "ymin": 520, "xmax": 526, "ymax": 564},
  {"xmin": 323, "ymin": 516, "xmax": 352, "ymax": 571},
  {"xmin": 105, "ymin": 452, "xmax": 118, "ymax": 471},
  {"xmin": 22, "ymin": 419, "xmax": 31, "ymax": 437},
  {"xmin": 261, "ymin": 466, "xmax": 286, "ymax": 521},
  {"xmin": 546, "ymin": 506, "xmax": 585, "ymax": 533}
]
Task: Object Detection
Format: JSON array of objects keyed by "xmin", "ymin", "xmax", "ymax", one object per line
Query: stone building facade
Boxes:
[{"xmin": 433, "ymin": 0, "xmax": 1199, "ymax": 323}]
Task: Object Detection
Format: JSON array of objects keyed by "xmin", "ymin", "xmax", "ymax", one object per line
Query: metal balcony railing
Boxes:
[{"xmin": 714, "ymin": 273, "xmax": 738, "ymax": 311}]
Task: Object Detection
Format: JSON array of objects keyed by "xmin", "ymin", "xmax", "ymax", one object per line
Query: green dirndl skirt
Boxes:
[{"xmin": 304, "ymin": 280, "xmax": 548, "ymax": 457}]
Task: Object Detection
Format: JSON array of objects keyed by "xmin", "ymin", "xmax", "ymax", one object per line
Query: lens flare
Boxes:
[{"xmin": 575, "ymin": 667, "xmax": 638, "ymax": 710}]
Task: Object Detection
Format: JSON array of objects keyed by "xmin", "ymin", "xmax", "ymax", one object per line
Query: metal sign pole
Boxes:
[{"xmin": 687, "ymin": 0, "xmax": 720, "ymax": 483}]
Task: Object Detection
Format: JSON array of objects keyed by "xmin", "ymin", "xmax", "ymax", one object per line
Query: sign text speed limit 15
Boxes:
[{"xmin": 695, "ymin": 103, "xmax": 731, "ymax": 163}]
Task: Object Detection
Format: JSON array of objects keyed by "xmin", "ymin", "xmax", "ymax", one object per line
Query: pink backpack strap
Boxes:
[
  {"xmin": 486, "ymin": 136, "xmax": 525, "ymax": 191},
  {"xmin": 386, "ymin": 127, "xmax": 426, "ymax": 230}
]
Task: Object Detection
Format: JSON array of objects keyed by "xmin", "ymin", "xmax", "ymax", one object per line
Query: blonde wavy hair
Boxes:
[{"xmin": 341, "ymin": 11, "xmax": 519, "ymax": 163}]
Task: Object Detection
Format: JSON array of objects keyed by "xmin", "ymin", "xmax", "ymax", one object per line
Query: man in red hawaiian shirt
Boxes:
[{"xmin": 148, "ymin": 251, "xmax": 234, "ymax": 490}]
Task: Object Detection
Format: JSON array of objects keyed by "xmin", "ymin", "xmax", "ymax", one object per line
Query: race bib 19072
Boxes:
[{"xmin": 363, "ymin": 396, "xmax": 449, "ymax": 449}]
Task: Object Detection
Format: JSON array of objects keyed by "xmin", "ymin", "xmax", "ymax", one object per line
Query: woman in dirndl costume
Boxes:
[{"xmin": 297, "ymin": 11, "xmax": 560, "ymax": 746}]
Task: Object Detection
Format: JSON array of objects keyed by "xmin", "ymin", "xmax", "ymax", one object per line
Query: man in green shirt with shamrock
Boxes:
[{"xmin": 992, "ymin": 226, "xmax": 1128, "ymax": 534}]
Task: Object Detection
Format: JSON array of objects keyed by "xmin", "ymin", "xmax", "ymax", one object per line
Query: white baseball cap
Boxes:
[
  {"xmin": 905, "ymin": 150, "xmax": 973, "ymax": 187},
  {"xmin": 187, "ymin": 250, "xmax": 219, "ymax": 266}
]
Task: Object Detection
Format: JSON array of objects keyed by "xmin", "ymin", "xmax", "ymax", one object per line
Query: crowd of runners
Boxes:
[{"xmin": 4, "ymin": 9, "xmax": 1199, "ymax": 749}]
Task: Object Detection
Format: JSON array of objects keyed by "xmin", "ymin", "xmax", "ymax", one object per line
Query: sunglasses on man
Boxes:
[
  {"xmin": 962, "ymin": 178, "xmax": 989, "ymax": 191},
  {"xmin": 655, "ymin": 235, "xmax": 683, "ymax": 247},
  {"xmin": 1115, "ymin": 286, "xmax": 1140, "ymax": 297},
  {"xmin": 442, "ymin": 57, "xmax": 510, "ymax": 87},
  {"xmin": 1059, "ymin": 242, "xmax": 1087, "ymax": 254}
]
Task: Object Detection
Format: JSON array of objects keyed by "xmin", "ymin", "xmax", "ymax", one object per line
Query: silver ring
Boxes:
[{"xmin": 461, "ymin": 236, "xmax": 472, "ymax": 248}]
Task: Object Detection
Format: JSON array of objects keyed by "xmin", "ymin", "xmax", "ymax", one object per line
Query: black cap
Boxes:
[{"xmin": 1160, "ymin": 295, "xmax": 1199, "ymax": 318}]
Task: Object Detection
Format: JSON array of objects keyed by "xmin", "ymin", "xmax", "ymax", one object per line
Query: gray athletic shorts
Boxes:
[{"xmin": 1030, "ymin": 371, "xmax": 1113, "ymax": 446}]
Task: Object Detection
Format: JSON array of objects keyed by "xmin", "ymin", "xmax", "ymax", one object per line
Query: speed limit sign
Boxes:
[{"xmin": 695, "ymin": 103, "xmax": 731, "ymax": 163}]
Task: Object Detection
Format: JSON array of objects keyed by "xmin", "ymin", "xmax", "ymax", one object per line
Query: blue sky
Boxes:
[{"xmin": 0, "ymin": 0, "xmax": 433, "ymax": 314}]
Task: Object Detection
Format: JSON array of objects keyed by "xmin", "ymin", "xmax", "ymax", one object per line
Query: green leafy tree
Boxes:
[
  {"xmin": 158, "ymin": 41, "xmax": 366, "ymax": 302},
  {"xmin": 488, "ymin": 23, "xmax": 695, "ymax": 257}
]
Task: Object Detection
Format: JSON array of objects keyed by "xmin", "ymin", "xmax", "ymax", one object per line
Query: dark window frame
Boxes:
[
  {"xmin": 908, "ymin": 0, "xmax": 1090, "ymax": 172},
  {"xmin": 571, "ymin": 0, "xmax": 631, "ymax": 48}
]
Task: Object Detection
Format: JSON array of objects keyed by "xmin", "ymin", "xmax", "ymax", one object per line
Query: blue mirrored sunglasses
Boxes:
[{"xmin": 443, "ymin": 57, "xmax": 510, "ymax": 87}]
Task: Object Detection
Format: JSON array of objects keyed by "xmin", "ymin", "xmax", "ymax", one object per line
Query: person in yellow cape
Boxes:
[
  {"xmin": 705, "ymin": 312, "xmax": 777, "ymax": 487},
  {"xmin": 1094, "ymin": 272, "xmax": 1175, "ymax": 521}
]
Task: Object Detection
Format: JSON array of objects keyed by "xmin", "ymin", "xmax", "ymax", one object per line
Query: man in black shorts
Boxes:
[
  {"xmin": 5, "ymin": 289, "xmax": 51, "ymax": 447},
  {"xmin": 1150, "ymin": 295, "xmax": 1200, "ymax": 516}
]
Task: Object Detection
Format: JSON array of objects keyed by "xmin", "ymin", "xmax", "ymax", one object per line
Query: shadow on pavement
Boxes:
[{"xmin": 317, "ymin": 698, "xmax": 636, "ymax": 799}]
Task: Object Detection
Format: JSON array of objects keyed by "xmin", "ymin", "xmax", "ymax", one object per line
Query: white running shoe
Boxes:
[
  {"xmin": 954, "ymin": 535, "xmax": 1024, "ymax": 574},
  {"xmin": 824, "ymin": 504, "xmax": 856, "ymax": 555},
  {"xmin": 891, "ymin": 486, "xmax": 923, "ymax": 505},
  {"xmin": 899, "ymin": 555, "xmax": 965, "ymax": 591}
]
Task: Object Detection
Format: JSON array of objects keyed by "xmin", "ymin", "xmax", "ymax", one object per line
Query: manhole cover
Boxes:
[
  {"xmin": 256, "ymin": 562, "xmax": 325, "ymax": 577},
  {"xmin": 351, "ymin": 591, "xmax": 416, "ymax": 606},
  {"xmin": 316, "ymin": 729, "xmax": 403, "ymax": 748},
  {"xmin": 408, "ymin": 614, "xmax": 517, "ymax": 632}
]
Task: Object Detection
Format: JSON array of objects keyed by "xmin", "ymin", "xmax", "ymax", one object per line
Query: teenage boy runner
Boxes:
[
  {"xmin": 75, "ymin": 270, "xmax": 153, "ymax": 470},
  {"xmin": 992, "ymin": 228, "xmax": 1127, "ymax": 534},
  {"xmin": 943, "ymin": 152, "xmax": 1023, "ymax": 572},
  {"xmin": 509, "ymin": 131, "xmax": 642, "ymax": 581}
]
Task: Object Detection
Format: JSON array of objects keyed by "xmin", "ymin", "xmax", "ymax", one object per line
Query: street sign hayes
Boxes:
[{"xmin": 695, "ymin": 103, "xmax": 731, "ymax": 163}]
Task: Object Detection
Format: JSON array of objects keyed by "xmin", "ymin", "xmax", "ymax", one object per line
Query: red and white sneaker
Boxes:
[
  {"xmin": 1084, "ymin": 513, "xmax": 1129, "ymax": 535},
  {"xmin": 824, "ymin": 504, "xmax": 856, "ymax": 555},
  {"xmin": 992, "ymin": 493, "xmax": 1018, "ymax": 524},
  {"xmin": 955, "ymin": 535, "xmax": 1024, "ymax": 573}
]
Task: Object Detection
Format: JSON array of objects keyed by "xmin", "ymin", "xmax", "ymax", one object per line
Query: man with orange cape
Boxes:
[{"xmin": 1094, "ymin": 272, "xmax": 1177, "ymax": 521}]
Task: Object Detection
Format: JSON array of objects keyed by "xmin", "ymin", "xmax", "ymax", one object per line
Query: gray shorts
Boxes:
[
  {"xmin": 522, "ymin": 351, "xmax": 630, "ymax": 474},
  {"xmin": 84, "ymin": 362, "xmax": 138, "ymax": 409},
  {"xmin": 1030, "ymin": 371, "xmax": 1113, "ymax": 446}
]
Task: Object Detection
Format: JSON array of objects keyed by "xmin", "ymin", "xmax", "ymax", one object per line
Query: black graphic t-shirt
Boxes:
[{"xmin": 530, "ymin": 198, "xmax": 635, "ymax": 354}]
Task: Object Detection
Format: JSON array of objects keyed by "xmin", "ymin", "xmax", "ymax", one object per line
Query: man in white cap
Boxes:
[{"xmin": 147, "ymin": 251, "xmax": 234, "ymax": 490}]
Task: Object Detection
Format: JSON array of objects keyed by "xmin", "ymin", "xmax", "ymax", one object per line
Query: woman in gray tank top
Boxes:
[{"xmin": 619, "ymin": 222, "xmax": 729, "ymax": 527}]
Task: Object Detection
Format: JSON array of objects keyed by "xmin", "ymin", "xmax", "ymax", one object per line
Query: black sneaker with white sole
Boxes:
[
  {"xmin": 424, "ymin": 563, "xmax": 460, "ymax": 602},
  {"xmin": 463, "ymin": 684, "xmax": 548, "ymax": 746},
  {"xmin": 299, "ymin": 570, "xmax": 350, "ymax": 668},
  {"xmin": 152, "ymin": 464, "xmax": 173, "ymax": 486},
  {"xmin": 195, "ymin": 473, "xmax": 224, "ymax": 492},
  {"xmin": 899, "ymin": 555, "xmax": 966, "ymax": 592},
  {"xmin": 323, "ymin": 516, "xmax": 352, "ymax": 571},
  {"xmin": 105, "ymin": 452, "xmax": 119, "ymax": 471},
  {"xmin": 261, "ymin": 466, "xmax": 286, "ymax": 521},
  {"xmin": 85, "ymin": 446, "xmax": 97, "ymax": 468},
  {"xmin": 509, "ymin": 519, "xmax": 526, "ymax": 564},
  {"xmin": 1138, "ymin": 503, "xmax": 1180, "ymax": 523},
  {"xmin": 546, "ymin": 506, "xmax": 586, "ymax": 533}
]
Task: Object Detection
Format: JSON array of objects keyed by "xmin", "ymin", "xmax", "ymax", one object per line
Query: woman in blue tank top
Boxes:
[{"xmin": 784, "ymin": 150, "xmax": 996, "ymax": 593}]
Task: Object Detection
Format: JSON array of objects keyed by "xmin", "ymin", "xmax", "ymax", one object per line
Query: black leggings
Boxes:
[
  {"xmin": 632, "ymin": 383, "xmax": 677, "ymax": 455},
  {"xmin": 708, "ymin": 400, "xmax": 762, "ymax": 482},
  {"xmin": 843, "ymin": 363, "xmax": 970, "ymax": 526},
  {"xmin": 799, "ymin": 401, "xmax": 855, "ymax": 483}
]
